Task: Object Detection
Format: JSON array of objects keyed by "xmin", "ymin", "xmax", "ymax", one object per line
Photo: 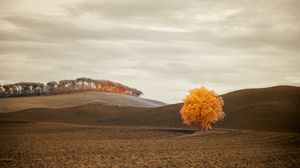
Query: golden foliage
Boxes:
[{"xmin": 180, "ymin": 87, "xmax": 224, "ymax": 131}]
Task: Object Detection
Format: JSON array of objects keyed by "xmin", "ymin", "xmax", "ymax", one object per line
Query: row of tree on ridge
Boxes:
[{"xmin": 0, "ymin": 77, "xmax": 143, "ymax": 98}]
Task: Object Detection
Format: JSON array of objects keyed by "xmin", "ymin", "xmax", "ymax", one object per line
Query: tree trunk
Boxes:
[
  {"xmin": 198, "ymin": 123, "xmax": 205, "ymax": 132},
  {"xmin": 198, "ymin": 122, "xmax": 211, "ymax": 132}
]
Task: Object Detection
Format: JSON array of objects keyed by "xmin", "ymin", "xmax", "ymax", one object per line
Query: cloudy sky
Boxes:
[{"xmin": 0, "ymin": 0, "xmax": 299, "ymax": 103}]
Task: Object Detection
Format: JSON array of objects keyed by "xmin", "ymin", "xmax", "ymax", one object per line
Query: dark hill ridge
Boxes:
[
  {"xmin": 0, "ymin": 86, "xmax": 299, "ymax": 132},
  {"xmin": 218, "ymin": 85, "xmax": 300, "ymax": 131}
]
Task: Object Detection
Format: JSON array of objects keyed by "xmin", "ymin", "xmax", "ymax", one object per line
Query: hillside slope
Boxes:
[
  {"xmin": 0, "ymin": 91, "xmax": 165, "ymax": 113},
  {"xmin": 218, "ymin": 85, "xmax": 300, "ymax": 131},
  {"xmin": 1, "ymin": 86, "xmax": 299, "ymax": 132}
]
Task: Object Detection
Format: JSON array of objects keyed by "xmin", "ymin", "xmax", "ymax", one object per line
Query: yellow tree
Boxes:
[{"xmin": 180, "ymin": 87, "xmax": 225, "ymax": 131}]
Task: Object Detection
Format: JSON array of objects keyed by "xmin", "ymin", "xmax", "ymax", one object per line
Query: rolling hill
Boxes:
[
  {"xmin": 216, "ymin": 85, "xmax": 300, "ymax": 131},
  {"xmin": 0, "ymin": 86, "xmax": 299, "ymax": 132},
  {"xmin": 0, "ymin": 91, "xmax": 165, "ymax": 113}
]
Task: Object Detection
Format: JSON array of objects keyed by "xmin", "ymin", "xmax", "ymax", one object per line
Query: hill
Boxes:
[
  {"xmin": 0, "ymin": 91, "xmax": 165, "ymax": 113},
  {"xmin": 0, "ymin": 86, "xmax": 299, "ymax": 132},
  {"xmin": 217, "ymin": 85, "xmax": 300, "ymax": 131}
]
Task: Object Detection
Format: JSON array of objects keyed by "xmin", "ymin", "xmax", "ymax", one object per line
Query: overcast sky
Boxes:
[{"xmin": 0, "ymin": 0, "xmax": 299, "ymax": 103}]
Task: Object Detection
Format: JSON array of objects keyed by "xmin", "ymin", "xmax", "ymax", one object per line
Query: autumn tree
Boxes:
[{"xmin": 180, "ymin": 87, "xmax": 225, "ymax": 131}]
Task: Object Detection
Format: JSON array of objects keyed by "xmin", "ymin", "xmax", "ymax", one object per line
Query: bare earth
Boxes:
[
  {"xmin": 1, "ymin": 123, "xmax": 299, "ymax": 168},
  {"xmin": 0, "ymin": 86, "xmax": 299, "ymax": 167}
]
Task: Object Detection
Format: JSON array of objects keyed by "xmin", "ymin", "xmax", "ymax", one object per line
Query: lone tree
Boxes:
[{"xmin": 180, "ymin": 87, "xmax": 225, "ymax": 131}]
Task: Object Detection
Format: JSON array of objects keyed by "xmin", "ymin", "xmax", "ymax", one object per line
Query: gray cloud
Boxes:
[{"xmin": 0, "ymin": 0, "xmax": 299, "ymax": 103}]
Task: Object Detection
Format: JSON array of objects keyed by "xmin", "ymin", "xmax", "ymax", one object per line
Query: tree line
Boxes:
[{"xmin": 0, "ymin": 77, "xmax": 143, "ymax": 98}]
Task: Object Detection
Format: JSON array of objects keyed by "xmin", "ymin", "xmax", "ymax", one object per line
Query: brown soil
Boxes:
[
  {"xmin": 0, "ymin": 86, "xmax": 299, "ymax": 167},
  {"xmin": 1, "ymin": 123, "xmax": 299, "ymax": 168}
]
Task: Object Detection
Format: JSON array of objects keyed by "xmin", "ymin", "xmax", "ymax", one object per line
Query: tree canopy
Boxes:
[
  {"xmin": 180, "ymin": 87, "xmax": 225, "ymax": 131},
  {"xmin": 0, "ymin": 77, "xmax": 143, "ymax": 98}
]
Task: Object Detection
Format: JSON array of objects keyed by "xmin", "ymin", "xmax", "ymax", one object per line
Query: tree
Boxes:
[
  {"xmin": 70, "ymin": 80, "xmax": 76, "ymax": 91},
  {"xmin": 0, "ymin": 85, "xmax": 4, "ymax": 97},
  {"xmin": 24, "ymin": 82, "xmax": 33, "ymax": 95},
  {"xmin": 2, "ymin": 85, "xmax": 11, "ymax": 96},
  {"xmin": 59, "ymin": 80, "xmax": 70, "ymax": 93},
  {"xmin": 180, "ymin": 87, "xmax": 224, "ymax": 131},
  {"xmin": 15, "ymin": 82, "xmax": 27, "ymax": 96},
  {"xmin": 14, "ymin": 83, "xmax": 23, "ymax": 96},
  {"xmin": 76, "ymin": 77, "xmax": 87, "ymax": 90},
  {"xmin": 1, "ymin": 77, "xmax": 143, "ymax": 98},
  {"xmin": 32, "ymin": 83, "xmax": 44, "ymax": 95},
  {"xmin": 46, "ymin": 81, "xmax": 58, "ymax": 94},
  {"xmin": 86, "ymin": 78, "xmax": 93, "ymax": 89}
]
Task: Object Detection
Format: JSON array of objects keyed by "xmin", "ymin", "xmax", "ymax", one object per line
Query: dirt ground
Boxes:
[{"xmin": 0, "ymin": 123, "xmax": 299, "ymax": 168}]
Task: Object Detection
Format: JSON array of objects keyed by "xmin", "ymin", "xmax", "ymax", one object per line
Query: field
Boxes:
[
  {"xmin": 0, "ymin": 86, "xmax": 300, "ymax": 167},
  {"xmin": 0, "ymin": 91, "xmax": 165, "ymax": 113},
  {"xmin": 1, "ymin": 123, "xmax": 299, "ymax": 168}
]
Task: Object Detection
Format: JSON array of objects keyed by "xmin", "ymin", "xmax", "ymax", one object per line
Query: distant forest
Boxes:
[{"xmin": 0, "ymin": 77, "xmax": 143, "ymax": 98}]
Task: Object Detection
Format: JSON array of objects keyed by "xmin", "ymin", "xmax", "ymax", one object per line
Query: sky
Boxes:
[{"xmin": 0, "ymin": 0, "xmax": 299, "ymax": 103}]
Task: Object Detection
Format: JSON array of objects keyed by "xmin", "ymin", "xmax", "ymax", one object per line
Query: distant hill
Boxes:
[
  {"xmin": 0, "ymin": 86, "xmax": 299, "ymax": 132},
  {"xmin": 217, "ymin": 85, "xmax": 300, "ymax": 132},
  {"xmin": 0, "ymin": 91, "xmax": 165, "ymax": 113}
]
